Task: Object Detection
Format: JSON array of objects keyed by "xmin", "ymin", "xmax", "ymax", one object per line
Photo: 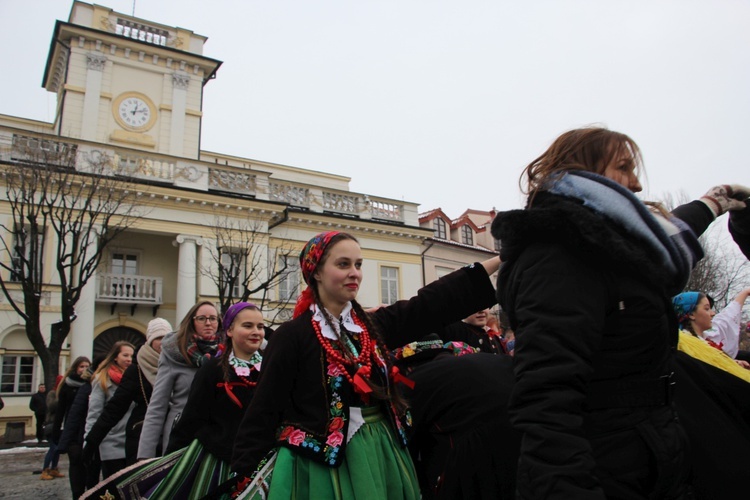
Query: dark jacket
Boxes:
[
  {"xmin": 29, "ymin": 391, "xmax": 47, "ymax": 415},
  {"xmin": 85, "ymin": 360, "xmax": 152, "ymax": 465},
  {"xmin": 58, "ymin": 380, "xmax": 92, "ymax": 452},
  {"xmin": 400, "ymin": 352, "xmax": 520, "ymax": 500},
  {"xmin": 167, "ymin": 356, "xmax": 258, "ymax": 462},
  {"xmin": 729, "ymin": 204, "xmax": 750, "ymax": 259},
  {"xmin": 53, "ymin": 375, "xmax": 86, "ymax": 443},
  {"xmin": 492, "ymin": 193, "xmax": 711, "ymax": 499},
  {"xmin": 231, "ymin": 263, "xmax": 497, "ymax": 477},
  {"xmin": 439, "ymin": 321, "xmax": 505, "ymax": 354}
]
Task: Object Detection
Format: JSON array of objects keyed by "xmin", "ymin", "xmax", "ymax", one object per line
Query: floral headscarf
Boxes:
[{"xmin": 293, "ymin": 231, "xmax": 341, "ymax": 318}]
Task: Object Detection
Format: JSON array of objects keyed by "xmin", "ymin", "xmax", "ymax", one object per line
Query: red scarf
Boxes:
[{"xmin": 108, "ymin": 364, "xmax": 124, "ymax": 386}]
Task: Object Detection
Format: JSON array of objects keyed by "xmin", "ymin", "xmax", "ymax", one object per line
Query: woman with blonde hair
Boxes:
[
  {"xmin": 137, "ymin": 301, "xmax": 222, "ymax": 460},
  {"xmin": 84, "ymin": 341, "xmax": 135, "ymax": 478}
]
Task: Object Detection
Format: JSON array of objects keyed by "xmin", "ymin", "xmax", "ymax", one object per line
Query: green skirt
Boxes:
[{"xmin": 248, "ymin": 407, "xmax": 419, "ymax": 500}]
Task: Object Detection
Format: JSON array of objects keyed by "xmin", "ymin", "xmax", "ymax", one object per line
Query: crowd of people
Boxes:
[{"xmin": 37, "ymin": 126, "xmax": 750, "ymax": 499}]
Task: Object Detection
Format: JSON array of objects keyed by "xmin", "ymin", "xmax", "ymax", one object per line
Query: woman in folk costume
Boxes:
[
  {"xmin": 84, "ymin": 341, "xmax": 135, "ymax": 479},
  {"xmin": 137, "ymin": 301, "xmax": 222, "ymax": 460},
  {"xmin": 228, "ymin": 231, "xmax": 499, "ymax": 499},
  {"xmin": 490, "ymin": 126, "xmax": 749, "ymax": 499},
  {"xmin": 673, "ymin": 289, "xmax": 750, "ymax": 368},
  {"xmin": 147, "ymin": 302, "xmax": 265, "ymax": 499},
  {"xmin": 80, "ymin": 304, "xmax": 263, "ymax": 500},
  {"xmin": 670, "ymin": 292, "xmax": 750, "ymax": 498}
]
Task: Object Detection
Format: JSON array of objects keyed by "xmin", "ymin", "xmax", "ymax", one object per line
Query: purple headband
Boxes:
[{"xmin": 222, "ymin": 302, "xmax": 259, "ymax": 333}]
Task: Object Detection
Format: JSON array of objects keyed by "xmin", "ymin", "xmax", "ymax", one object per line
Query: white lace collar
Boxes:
[{"xmin": 311, "ymin": 302, "xmax": 363, "ymax": 340}]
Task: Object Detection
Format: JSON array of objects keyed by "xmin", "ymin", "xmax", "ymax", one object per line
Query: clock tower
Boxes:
[{"xmin": 42, "ymin": 1, "xmax": 222, "ymax": 159}]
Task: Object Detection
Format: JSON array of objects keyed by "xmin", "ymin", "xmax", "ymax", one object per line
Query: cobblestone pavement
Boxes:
[{"xmin": 0, "ymin": 445, "xmax": 72, "ymax": 499}]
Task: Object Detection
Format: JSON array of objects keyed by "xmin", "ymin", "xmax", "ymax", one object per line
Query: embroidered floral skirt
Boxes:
[{"xmin": 240, "ymin": 406, "xmax": 420, "ymax": 499}]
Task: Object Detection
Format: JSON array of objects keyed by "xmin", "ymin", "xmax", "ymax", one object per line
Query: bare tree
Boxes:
[
  {"xmin": 659, "ymin": 189, "xmax": 750, "ymax": 309},
  {"xmin": 0, "ymin": 138, "xmax": 144, "ymax": 389},
  {"xmin": 201, "ymin": 213, "xmax": 300, "ymax": 323},
  {"xmin": 685, "ymin": 224, "xmax": 750, "ymax": 310}
]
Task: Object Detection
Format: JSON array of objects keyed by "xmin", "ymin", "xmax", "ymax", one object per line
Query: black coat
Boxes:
[
  {"xmin": 85, "ymin": 360, "xmax": 152, "ymax": 465},
  {"xmin": 729, "ymin": 204, "xmax": 750, "ymax": 259},
  {"xmin": 167, "ymin": 356, "xmax": 258, "ymax": 462},
  {"xmin": 58, "ymin": 380, "xmax": 92, "ymax": 452},
  {"xmin": 29, "ymin": 391, "xmax": 47, "ymax": 416},
  {"xmin": 492, "ymin": 193, "xmax": 711, "ymax": 499},
  {"xmin": 53, "ymin": 376, "xmax": 85, "ymax": 442},
  {"xmin": 400, "ymin": 352, "xmax": 520, "ymax": 500},
  {"xmin": 231, "ymin": 263, "xmax": 497, "ymax": 477}
]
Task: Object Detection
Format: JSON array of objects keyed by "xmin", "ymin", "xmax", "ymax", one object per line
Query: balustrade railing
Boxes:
[
  {"xmin": 209, "ymin": 168, "xmax": 256, "ymax": 196},
  {"xmin": 1, "ymin": 132, "xmax": 409, "ymax": 224},
  {"xmin": 270, "ymin": 182, "xmax": 311, "ymax": 207},
  {"xmin": 115, "ymin": 153, "xmax": 175, "ymax": 182},
  {"xmin": 369, "ymin": 199, "xmax": 403, "ymax": 222},
  {"xmin": 96, "ymin": 273, "xmax": 163, "ymax": 304},
  {"xmin": 322, "ymin": 192, "xmax": 358, "ymax": 216}
]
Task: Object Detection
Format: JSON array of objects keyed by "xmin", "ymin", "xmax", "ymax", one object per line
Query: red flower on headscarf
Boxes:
[{"xmin": 293, "ymin": 231, "xmax": 341, "ymax": 318}]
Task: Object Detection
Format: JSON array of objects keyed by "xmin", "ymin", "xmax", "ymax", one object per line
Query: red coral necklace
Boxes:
[{"xmin": 312, "ymin": 312, "xmax": 374, "ymax": 398}]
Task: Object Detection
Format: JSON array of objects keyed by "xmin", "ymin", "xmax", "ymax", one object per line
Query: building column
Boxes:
[
  {"xmin": 81, "ymin": 53, "xmax": 107, "ymax": 141},
  {"xmin": 169, "ymin": 72, "xmax": 189, "ymax": 157},
  {"xmin": 173, "ymin": 234, "xmax": 203, "ymax": 323},
  {"xmin": 69, "ymin": 230, "xmax": 98, "ymax": 360}
]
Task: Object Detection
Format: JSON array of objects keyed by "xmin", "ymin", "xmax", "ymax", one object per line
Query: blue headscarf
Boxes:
[{"xmin": 672, "ymin": 292, "xmax": 701, "ymax": 329}]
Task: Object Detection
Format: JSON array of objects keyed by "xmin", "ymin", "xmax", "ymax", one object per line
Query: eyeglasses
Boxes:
[{"xmin": 193, "ymin": 315, "xmax": 219, "ymax": 324}]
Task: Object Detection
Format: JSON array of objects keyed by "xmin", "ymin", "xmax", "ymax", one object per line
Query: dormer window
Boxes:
[
  {"xmin": 433, "ymin": 218, "xmax": 447, "ymax": 239},
  {"xmin": 461, "ymin": 225, "xmax": 473, "ymax": 245}
]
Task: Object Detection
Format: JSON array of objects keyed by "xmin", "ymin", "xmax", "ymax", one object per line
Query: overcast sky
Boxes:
[{"xmin": 1, "ymin": 0, "xmax": 748, "ymax": 221}]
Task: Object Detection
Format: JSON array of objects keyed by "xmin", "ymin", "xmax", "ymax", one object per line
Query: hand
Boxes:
[
  {"xmin": 728, "ymin": 184, "xmax": 750, "ymax": 200},
  {"xmin": 700, "ymin": 185, "xmax": 748, "ymax": 217},
  {"xmin": 735, "ymin": 359, "xmax": 750, "ymax": 370},
  {"xmin": 82, "ymin": 443, "xmax": 98, "ymax": 466}
]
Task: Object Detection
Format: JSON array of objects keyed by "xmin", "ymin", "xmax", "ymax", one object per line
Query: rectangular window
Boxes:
[
  {"xmin": 278, "ymin": 256, "xmax": 300, "ymax": 302},
  {"xmin": 436, "ymin": 266, "xmax": 454, "ymax": 279},
  {"xmin": 111, "ymin": 251, "xmax": 139, "ymax": 275},
  {"xmin": 1, "ymin": 355, "xmax": 35, "ymax": 394},
  {"xmin": 10, "ymin": 226, "xmax": 44, "ymax": 282},
  {"xmin": 220, "ymin": 250, "xmax": 245, "ymax": 298},
  {"xmin": 380, "ymin": 266, "xmax": 399, "ymax": 305}
]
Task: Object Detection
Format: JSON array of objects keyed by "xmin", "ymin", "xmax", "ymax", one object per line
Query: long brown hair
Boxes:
[
  {"xmin": 176, "ymin": 300, "xmax": 222, "ymax": 365},
  {"xmin": 93, "ymin": 341, "xmax": 135, "ymax": 394},
  {"xmin": 56, "ymin": 356, "xmax": 91, "ymax": 397},
  {"xmin": 309, "ymin": 233, "xmax": 407, "ymax": 411},
  {"xmin": 522, "ymin": 126, "xmax": 643, "ymax": 203}
]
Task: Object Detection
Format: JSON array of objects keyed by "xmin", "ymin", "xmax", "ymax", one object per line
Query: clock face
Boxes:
[{"xmin": 118, "ymin": 97, "xmax": 152, "ymax": 129}]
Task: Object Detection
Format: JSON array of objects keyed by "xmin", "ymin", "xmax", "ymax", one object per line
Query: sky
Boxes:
[{"xmin": 1, "ymin": 0, "xmax": 748, "ymax": 220}]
